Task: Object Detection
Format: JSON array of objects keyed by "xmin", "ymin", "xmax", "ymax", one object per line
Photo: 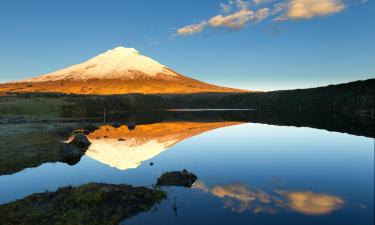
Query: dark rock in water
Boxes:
[
  {"xmin": 61, "ymin": 143, "xmax": 82, "ymax": 160},
  {"xmin": 128, "ymin": 122, "xmax": 136, "ymax": 130},
  {"xmin": 70, "ymin": 133, "xmax": 91, "ymax": 148},
  {"xmin": 0, "ymin": 183, "xmax": 166, "ymax": 225},
  {"xmin": 157, "ymin": 170, "xmax": 197, "ymax": 187},
  {"xmin": 61, "ymin": 134, "xmax": 91, "ymax": 165},
  {"xmin": 150, "ymin": 162, "xmax": 154, "ymax": 166}
]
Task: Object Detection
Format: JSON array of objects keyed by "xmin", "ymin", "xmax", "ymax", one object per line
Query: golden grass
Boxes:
[{"xmin": 0, "ymin": 74, "xmax": 249, "ymax": 95}]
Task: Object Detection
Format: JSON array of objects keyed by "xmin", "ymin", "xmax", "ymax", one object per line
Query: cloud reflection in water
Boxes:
[{"xmin": 192, "ymin": 181, "xmax": 345, "ymax": 215}]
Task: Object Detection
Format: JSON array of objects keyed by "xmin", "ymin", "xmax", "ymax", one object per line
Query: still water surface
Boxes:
[{"xmin": 0, "ymin": 112, "xmax": 373, "ymax": 224}]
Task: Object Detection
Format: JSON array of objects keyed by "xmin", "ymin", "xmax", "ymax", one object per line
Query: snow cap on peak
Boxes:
[{"xmin": 106, "ymin": 46, "xmax": 140, "ymax": 55}]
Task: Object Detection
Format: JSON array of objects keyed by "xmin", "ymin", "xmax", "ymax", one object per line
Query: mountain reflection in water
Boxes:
[{"xmin": 86, "ymin": 122, "xmax": 242, "ymax": 170}]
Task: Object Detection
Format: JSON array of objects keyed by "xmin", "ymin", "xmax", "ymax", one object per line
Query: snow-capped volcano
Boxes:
[
  {"xmin": 0, "ymin": 46, "xmax": 248, "ymax": 95},
  {"xmin": 24, "ymin": 46, "xmax": 178, "ymax": 82}
]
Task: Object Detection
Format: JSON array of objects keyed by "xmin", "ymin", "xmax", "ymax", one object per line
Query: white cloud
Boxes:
[
  {"xmin": 175, "ymin": 0, "xmax": 347, "ymax": 36},
  {"xmin": 176, "ymin": 0, "xmax": 261, "ymax": 35},
  {"xmin": 208, "ymin": 6, "xmax": 270, "ymax": 29},
  {"xmin": 176, "ymin": 21, "xmax": 207, "ymax": 36},
  {"xmin": 255, "ymin": 7, "xmax": 270, "ymax": 21},
  {"xmin": 276, "ymin": 0, "xmax": 345, "ymax": 20},
  {"xmin": 208, "ymin": 9, "xmax": 255, "ymax": 28},
  {"xmin": 209, "ymin": 0, "xmax": 270, "ymax": 29}
]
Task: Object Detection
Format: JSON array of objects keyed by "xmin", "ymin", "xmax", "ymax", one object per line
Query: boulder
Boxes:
[
  {"xmin": 70, "ymin": 133, "xmax": 91, "ymax": 148},
  {"xmin": 61, "ymin": 134, "xmax": 91, "ymax": 165},
  {"xmin": 128, "ymin": 122, "xmax": 136, "ymax": 130},
  {"xmin": 156, "ymin": 169, "xmax": 197, "ymax": 187}
]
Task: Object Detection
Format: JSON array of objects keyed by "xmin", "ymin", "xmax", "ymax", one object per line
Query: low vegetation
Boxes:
[
  {"xmin": 0, "ymin": 123, "xmax": 98, "ymax": 175},
  {"xmin": 0, "ymin": 183, "xmax": 166, "ymax": 225},
  {"xmin": 0, "ymin": 123, "xmax": 69, "ymax": 175},
  {"xmin": 0, "ymin": 96, "xmax": 72, "ymax": 118}
]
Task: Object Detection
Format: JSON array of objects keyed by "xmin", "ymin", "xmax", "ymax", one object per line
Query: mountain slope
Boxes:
[{"xmin": 0, "ymin": 46, "xmax": 248, "ymax": 95}]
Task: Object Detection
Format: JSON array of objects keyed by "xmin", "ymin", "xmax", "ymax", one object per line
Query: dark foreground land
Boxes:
[
  {"xmin": 0, "ymin": 170, "xmax": 200, "ymax": 225},
  {"xmin": 0, "ymin": 183, "xmax": 166, "ymax": 225},
  {"xmin": 1, "ymin": 79, "xmax": 373, "ymax": 118}
]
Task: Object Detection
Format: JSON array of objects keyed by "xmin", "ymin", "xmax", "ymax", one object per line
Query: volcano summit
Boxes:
[{"xmin": 0, "ymin": 46, "xmax": 247, "ymax": 95}]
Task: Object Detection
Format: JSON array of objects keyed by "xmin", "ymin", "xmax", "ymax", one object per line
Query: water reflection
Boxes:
[
  {"xmin": 86, "ymin": 122, "xmax": 242, "ymax": 170},
  {"xmin": 192, "ymin": 181, "xmax": 345, "ymax": 216},
  {"xmin": 0, "ymin": 110, "xmax": 373, "ymax": 225},
  {"xmin": 277, "ymin": 190, "xmax": 344, "ymax": 215}
]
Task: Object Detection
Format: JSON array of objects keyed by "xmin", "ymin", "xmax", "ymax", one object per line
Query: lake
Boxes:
[{"xmin": 0, "ymin": 110, "xmax": 373, "ymax": 225}]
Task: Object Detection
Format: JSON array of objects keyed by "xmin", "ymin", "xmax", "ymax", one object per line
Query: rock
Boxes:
[
  {"xmin": 61, "ymin": 134, "xmax": 91, "ymax": 165},
  {"xmin": 118, "ymin": 138, "xmax": 125, "ymax": 141},
  {"xmin": 70, "ymin": 134, "xmax": 91, "ymax": 148},
  {"xmin": 60, "ymin": 145, "xmax": 82, "ymax": 166},
  {"xmin": 156, "ymin": 170, "xmax": 197, "ymax": 187},
  {"xmin": 128, "ymin": 122, "xmax": 136, "ymax": 130},
  {"xmin": 150, "ymin": 162, "xmax": 154, "ymax": 166}
]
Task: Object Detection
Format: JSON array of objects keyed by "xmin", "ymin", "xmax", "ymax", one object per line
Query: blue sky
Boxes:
[{"xmin": 0, "ymin": 0, "xmax": 373, "ymax": 91}]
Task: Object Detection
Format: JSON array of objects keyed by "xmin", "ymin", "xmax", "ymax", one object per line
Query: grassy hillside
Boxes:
[{"xmin": 0, "ymin": 96, "xmax": 73, "ymax": 118}]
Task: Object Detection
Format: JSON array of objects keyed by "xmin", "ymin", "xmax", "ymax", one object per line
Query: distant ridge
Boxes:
[{"xmin": 0, "ymin": 46, "xmax": 249, "ymax": 95}]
